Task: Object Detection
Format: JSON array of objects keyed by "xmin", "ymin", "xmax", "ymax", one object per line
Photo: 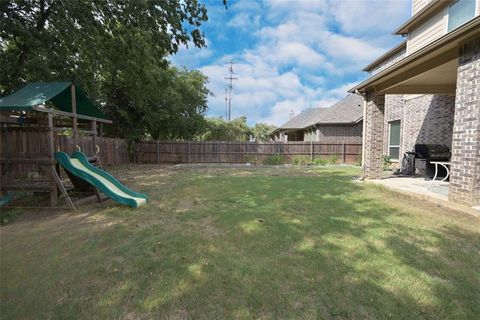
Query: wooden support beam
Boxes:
[
  {"xmin": 0, "ymin": 158, "xmax": 53, "ymax": 164},
  {"xmin": 33, "ymin": 106, "xmax": 113, "ymax": 124},
  {"xmin": 73, "ymin": 193, "xmax": 108, "ymax": 206},
  {"xmin": 53, "ymin": 127, "xmax": 96, "ymax": 135},
  {"xmin": 71, "ymin": 84, "xmax": 78, "ymax": 148},
  {"xmin": 91, "ymin": 120, "xmax": 98, "ymax": 155},
  {"xmin": 94, "ymin": 188, "xmax": 102, "ymax": 203},
  {"xmin": 47, "ymin": 113, "xmax": 58, "ymax": 206},
  {"xmin": 49, "ymin": 165, "xmax": 75, "ymax": 210}
]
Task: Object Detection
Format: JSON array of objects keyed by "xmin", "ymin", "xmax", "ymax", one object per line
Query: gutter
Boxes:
[{"xmin": 362, "ymin": 40, "xmax": 407, "ymax": 72}]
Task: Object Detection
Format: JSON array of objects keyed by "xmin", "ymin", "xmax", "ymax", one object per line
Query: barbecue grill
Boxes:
[{"xmin": 414, "ymin": 144, "xmax": 451, "ymax": 179}]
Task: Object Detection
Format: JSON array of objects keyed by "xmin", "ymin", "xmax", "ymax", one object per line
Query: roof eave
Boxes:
[
  {"xmin": 362, "ymin": 41, "xmax": 407, "ymax": 72},
  {"xmin": 315, "ymin": 120, "xmax": 363, "ymax": 126},
  {"xmin": 349, "ymin": 16, "xmax": 480, "ymax": 94},
  {"xmin": 393, "ymin": 0, "xmax": 451, "ymax": 35}
]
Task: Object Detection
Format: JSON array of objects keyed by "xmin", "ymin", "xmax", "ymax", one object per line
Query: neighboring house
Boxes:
[
  {"xmin": 272, "ymin": 94, "xmax": 363, "ymax": 144},
  {"xmin": 350, "ymin": 0, "xmax": 480, "ymax": 207}
]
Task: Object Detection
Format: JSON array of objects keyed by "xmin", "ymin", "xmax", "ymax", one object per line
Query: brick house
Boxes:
[
  {"xmin": 350, "ymin": 0, "xmax": 480, "ymax": 207},
  {"xmin": 363, "ymin": 41, "xmax": 457, "ymax": 161},
  {"xmin": 272, "ymin": 94, "xmax": 363, "ymax": 144}
]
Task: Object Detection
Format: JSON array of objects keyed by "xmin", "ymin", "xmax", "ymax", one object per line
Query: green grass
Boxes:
[{"xmin": 1, "ymin": 165, "xmax": 479, "ymax": 319}]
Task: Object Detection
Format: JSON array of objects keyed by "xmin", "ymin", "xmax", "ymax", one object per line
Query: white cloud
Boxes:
[
  {"xmin": 192, "ymin": 0, "xmax": 411, "ymax": 126},
  {"xmin": 171, "ymin": 38, "xmax": 213, "ymax": 68},
  {"xmin": 227, "ymin": 11, "xmax": 261, "ymax": 31},
  {"xmin": 330, "ymin": 0, "xmax": 411, "ymax": 36}
]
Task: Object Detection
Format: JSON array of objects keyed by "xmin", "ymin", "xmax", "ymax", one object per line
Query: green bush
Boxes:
[
  {"xmin": 1, "ymin": 208, "xmax": 21, "ymax": 225},
  {"xmin": 312, "ymin": 157, "xmax": 328, "ymax": 166},
  {"xmin": 355, "ymin": 154, "xmax": 363, "ymax": 167},
  {"xmin": 382, "ymin": 155, "xmax": 391, "ymax": 171},
  {"xmin": 328, "ymin": 155, "xmax": 339, "ymax": 165},
  {"xmin": 245, "ymin": 155, "xmax": 258, "ymax": 165},
  {"xmin": 292, "ymin": 155, "xmax": 312, "ymax": 166},
  {"xmin": 263, "ymin": 154, "xmax": 285, "ymax": 165}
]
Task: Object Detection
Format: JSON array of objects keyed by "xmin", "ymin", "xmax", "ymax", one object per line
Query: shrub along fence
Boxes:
[{"xmin": 134, "ymin": 141, "xmax": 362, "ymax": 165}]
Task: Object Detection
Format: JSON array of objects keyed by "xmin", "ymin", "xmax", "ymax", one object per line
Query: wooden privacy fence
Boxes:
[
  {"xmin": 134, "ymin": 141, "xmax": 362, "ymax": 164},
  {"xmin": 2, "ymin": 130, "xmax": 361, "ymax": 179},
  {"xmin": 56, "ymin": 135, "xmax": 129, "ymax": 166},
  {"xmin": 1, "ymin": 128, "xmax": 129, "ymax": 178}
]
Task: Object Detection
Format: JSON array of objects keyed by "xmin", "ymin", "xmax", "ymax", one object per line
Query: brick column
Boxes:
[
  {"xmin": 363, "ymin": 91, "xmax": 385, "ymax": 179},
  {"xmin": 449, "ymin": 37, "xmax": 480, "ymax": 207}
]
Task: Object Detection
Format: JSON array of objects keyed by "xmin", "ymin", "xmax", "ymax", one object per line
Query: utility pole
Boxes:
[
  {"xmin": 224, "ymin": 88, "xmax": 228, "ymax": 120},
  {"xmin": 224, "ymin": 61, "xmax": 237, "ymax": 121}
]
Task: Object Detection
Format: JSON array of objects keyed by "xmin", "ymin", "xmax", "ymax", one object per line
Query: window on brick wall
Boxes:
[
  {"xmin": 388, "ymin": 120, "xmax": 401, "ymax": 160},
  {"xmin": 447, "ymin": 0, "xmax": 476, "ymax": 32}
]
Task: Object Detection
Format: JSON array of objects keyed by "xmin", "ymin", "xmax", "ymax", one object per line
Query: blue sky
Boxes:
[{"xmin": 172, "ymin": 0, "xmax": 412, "ymax": 126}]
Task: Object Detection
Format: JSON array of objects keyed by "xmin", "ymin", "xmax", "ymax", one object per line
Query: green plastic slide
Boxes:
[
  {"xmin": 0, "ymin": 193, "xmax": 12, "ymax": 207},
  {"xmin": 55, "ymin": 151, "xmax": 148, "ymax": 208}
]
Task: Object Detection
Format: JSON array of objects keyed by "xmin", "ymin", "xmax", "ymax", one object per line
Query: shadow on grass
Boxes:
[{"xmin": 1, "ymin": 168, "xmax": 479, "ymax": 319}]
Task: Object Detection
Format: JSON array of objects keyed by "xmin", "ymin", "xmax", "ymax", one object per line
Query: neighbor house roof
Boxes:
[
  {"xmin": 278, "ymin": 94, "xmax": 363, "ymax": 130},
  {"xmin": 278, "ymin": 108, "xmax": 327, "ymax": 130}
]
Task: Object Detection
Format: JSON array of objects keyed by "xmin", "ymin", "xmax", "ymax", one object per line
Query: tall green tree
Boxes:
[
  {"xmin": 1, "ymin": 0, "xmax": 209, "ymax": 139},
  {"xmin": 143, "ymin": 67, "xmax": 209, "ymax": 140},
  {"xmin": 252, "ymin": 123, "xmax": 277, "ymax": 142},
  {"xmin": 196, "ymin": 116, "xmax": 253, "ymax": 141}
]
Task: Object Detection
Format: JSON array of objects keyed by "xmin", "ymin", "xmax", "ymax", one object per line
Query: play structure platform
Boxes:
[
  {"xmin": 56, "ymin": 152, "xmax": 147, "ymax": 208},
  {"xmin": 1, "ymin": 81, "xmax": 146, "ymax": 209}
]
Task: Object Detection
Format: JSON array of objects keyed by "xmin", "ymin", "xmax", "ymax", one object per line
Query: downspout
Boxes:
[{"xmin": 356, "ymin": 89, "xmax": 368, "ymax": 172}]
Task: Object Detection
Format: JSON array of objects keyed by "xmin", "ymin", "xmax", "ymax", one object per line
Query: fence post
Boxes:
[
  {"xmin": 188, "ymin": 141, "xmax": 191, "ymax": 163},
  {"xmin": 91, "ymin": 120, "xmax": 97, "ymax": 157},
  {"xmin": 342, "ymin": 143, "xmax": 346, "ymax": 163},
  {"xmin": 311, "ymin": 141, "xmax": 314, "ymax": 159},
  {"xmin": 133, "ymin": 141, "xmax": 136, "ymax": 164},
  {"xmin": 217, "ymin": 142, "xmax": 220, "ymax": 163},
  {"xmin": 156, "ymin": 140, "xmax": 160, "ymax": 164}
]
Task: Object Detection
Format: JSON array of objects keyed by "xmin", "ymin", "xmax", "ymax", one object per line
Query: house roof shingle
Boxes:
[
  {"xmin": 278, "ymin": 94, "xmax": 363, "ymax": 130},
  {"xmin": 278, "ymin": 108, "xmax": 326, "ymax": 129}
]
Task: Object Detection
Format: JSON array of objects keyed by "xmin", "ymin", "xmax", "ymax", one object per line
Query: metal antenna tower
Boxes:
[
  {"xmin": 224, "ymin": 61, "xmax": 237, "ymax": 121},
  {"xmin": 224, "ymin": 88, "xmax": 228, "ymax": 120}
]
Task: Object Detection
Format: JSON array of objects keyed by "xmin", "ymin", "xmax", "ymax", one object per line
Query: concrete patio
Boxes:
[
  {"xmin": 370, "ymin": 176, "xmax": 449, "ymax": 201},
  {"xmin": 368, "ymin": 176, "xmax": 479, "ymax": 217}
]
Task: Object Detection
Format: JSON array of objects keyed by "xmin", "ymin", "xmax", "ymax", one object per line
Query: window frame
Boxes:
[
  {"xmin": 388, "ymin": 120, "xmax": 401, "ymax": 161},
  {"xmin": 446, "ymin": 0, "xmax": 477, "ymax": 32}
]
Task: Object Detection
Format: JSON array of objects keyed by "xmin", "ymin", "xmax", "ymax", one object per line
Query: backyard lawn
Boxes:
[{"xmin": 1, "ymin": 165, "xmax": 479, "ymax": 319}]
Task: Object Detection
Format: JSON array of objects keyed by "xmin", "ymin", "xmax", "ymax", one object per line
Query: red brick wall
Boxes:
[{"xmin": 449, "ymin": 37, "xmax": 480, "ymax": 207}]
